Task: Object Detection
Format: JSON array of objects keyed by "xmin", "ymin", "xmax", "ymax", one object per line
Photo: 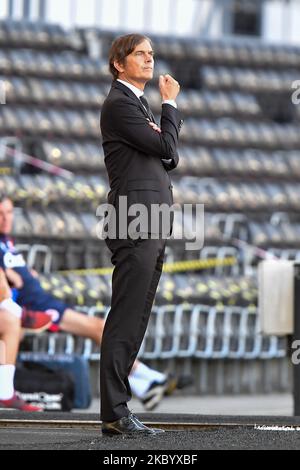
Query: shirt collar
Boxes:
[
  {"xmin": 0, "ymin": 235, "xmax": 14, "ymax": 251},
  {"xmin": 117, "ymin": 79, "xmax": 144, "ymax": 99}
]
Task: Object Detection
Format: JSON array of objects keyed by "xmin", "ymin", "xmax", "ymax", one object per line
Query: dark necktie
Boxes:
[
  {"xmin": 140, "ymin": 95, "xmax": 156, "ymax": 123},
  {"xmin": 140, "ymin": 95, "xmax": 150, "ymax": 113}
]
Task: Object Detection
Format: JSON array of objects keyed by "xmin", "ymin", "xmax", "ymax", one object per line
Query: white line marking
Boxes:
[{"xmin": 255, "ymin": 425, "xmax": 300, "ymax": 432}]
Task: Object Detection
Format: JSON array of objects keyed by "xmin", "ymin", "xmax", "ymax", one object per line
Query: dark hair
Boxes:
[
  {"xmin": 109, "ymin": 33, "xmax": 152, "ymax": 80},
  {"xmin": 0, "ymin": 192, "xmax": 11, "ymax": 204}
]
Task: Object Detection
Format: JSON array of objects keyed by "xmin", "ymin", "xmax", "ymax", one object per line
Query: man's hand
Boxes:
[
  {"xmin": 159, "ymin": 74, "xmax": 180, "ymax": 101},
  {"xmin": 148, "ymin": 122, "xmax": 161, "ymax": 133},
  {"xmin": 30, "ymin": 269, "xmax": 39, "ymax": 279},
  {"xmin": 5, "ymin": 268, "xmax": 24, "ymax": 289}
]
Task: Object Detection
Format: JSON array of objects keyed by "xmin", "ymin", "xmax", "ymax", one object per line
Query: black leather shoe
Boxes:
[{"xmin": 102, "ymin": 412, "xmax": 164, "ymax": 436}]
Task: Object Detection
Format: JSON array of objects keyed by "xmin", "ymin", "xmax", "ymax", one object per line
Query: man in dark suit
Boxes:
[{"xmin": 100, "ymin": 33, "xmax": 183, "ymax": 436}]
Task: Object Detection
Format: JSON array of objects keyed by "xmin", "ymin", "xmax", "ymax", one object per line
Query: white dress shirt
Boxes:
[{"xmin": 117, "ymin": 79, "xmax": 177, "ymax": 108}]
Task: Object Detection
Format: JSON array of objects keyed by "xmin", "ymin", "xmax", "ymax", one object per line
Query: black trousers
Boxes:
[{"xmin": 100, "ymin": 236, "xmax": 166, "ymax": 422}]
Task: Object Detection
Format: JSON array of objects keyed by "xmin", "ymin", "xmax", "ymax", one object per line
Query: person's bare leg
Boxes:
[
  {"xmin": 0, "ymin": 309, "xmax": 43, "ymax": 411},
  {"xmin": 59, "ymin": 308, "xmax": 104, "ymax": 344},
  {"xmin": 0, "ymin": 270, "xmax": 42, "ymax": 410},
  {"xmin": 0, "ymin": 309, "xmax": 21, "ymax": 365},
  {"xmin": 0, "ymin": 309, "xmax": 21, "ymax": 401},
  {"xmin": 59, "ymin": 309, "xmax": 142, "ymax": 372},
  {"xmin": 0, "ymin": 268, "xmax": 21, "ymax": 365}
]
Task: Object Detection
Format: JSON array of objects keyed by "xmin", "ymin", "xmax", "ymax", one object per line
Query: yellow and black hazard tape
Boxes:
[
  {"xmin": 0, "ymin": 167, "xmax": 12, "ymax": 175},
  {"xmin": 58, "ymin": 256, "xmax": 237, "ymax": 276},
  {"xmin": 163, "ymin": 257, "xmax": 236, "ymax": 273}
]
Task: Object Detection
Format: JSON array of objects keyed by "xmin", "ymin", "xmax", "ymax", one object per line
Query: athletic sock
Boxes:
[
  {"xmin": 129, "ymin": 375, "xmax": 153, "ymax": 399},
  {"xmin": 132, "ymin": 362, "xmax": 167, "ymax": 384},
  {"xmin": 0, "ymin": 365, "xmax": 15, "ymax": 400}
]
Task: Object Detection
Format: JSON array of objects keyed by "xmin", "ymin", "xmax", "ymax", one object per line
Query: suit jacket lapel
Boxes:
[{"xmin": 111, "ymin": 80, "xmax": 156, "ymax": 123}]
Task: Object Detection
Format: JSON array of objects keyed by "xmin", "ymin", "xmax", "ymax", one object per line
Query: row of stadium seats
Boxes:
[
  {"xmin": 35, "ymin": 271, "xmax": 257, "ymax": 307},
  {"xmin": 2, "ymin": 75, "xmax": 109, "ymax": 108},
  {"xmin": 0, "ymin": 48, "xmax": 168, "ymax": 81},
  {"xmin": 1, "ymin": 75, "xmax": 261, "ymax": 118},
  {"xmin": 2, "ymin": 23, "xmax": 295, "ymax": 72},
  {"xmin": 10, "ymin": 204, "xmax": 223, "ymax": 242},
  {"xmin": 93, "ymin": 29, "xmax": 300, "ymax": 68},
  {"xmin": 16, "ymin": 240, "xmax": 110, "ymax": 272},
  {"xmin": 152, "ymin": 37, "xmax": 300, "ymax": 68},
  {"xmin": 2, "ymin": 106, "xmax": 300, "ymax": 147},
  {"xmin": 179, "ymin": 147, "xmax": 300, "ymax": 179},
  {"xmin": 3, "ymin": 139, "xmax": 296, "ymax": 178},
  {"xmin": 11, "ymin": 205, "xmax": 183, "ymax": 241},
  {"xmin": 35, "ymin": 141, "xmax": 300, "ymax": 179},
  {"xmin": 249, "ymin": 221, "xmax": 300, "ymax": 247},
  {"xmin": 0, "ymin": 173, "xmax": 106, "ymax": 204},
  {"xmin": 0, "ymin": 106, "xmax": 100, "ymax": 137},
  {"xmin": 41, "ymin": 141, "xmax": 105, "ymax": 171},
  {"xmin": 0, "ymin": 20, "xmax": 80, "ymax": 50},
  {"xmin": 151, "ymin": 89, "xmax": 261, "ymax": 118},
  {"xmin": 0, "ymin": 48, "xmax": 110, "ymax": 80},
  {"xmin": 13, "ymin": 207, "xmax": 100, "ymax": 239},
  {"xmin": 3, "ymin": 171, "xmax": 300, "ymax": 212},
  {"xmin": 178, "ymin": 119, "xmax": 300, "ymax": 148},
  {"xmin": 175, "ymin": 177, "xmax": 300, "ymax": 211},
  {"xmin": 201, "ymin": 66, "xmax": 300, "ymax": 93}
]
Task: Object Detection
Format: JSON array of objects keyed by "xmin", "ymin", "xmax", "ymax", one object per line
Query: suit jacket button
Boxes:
[{"xmin": 169, "ymin": 185, "xmax": 173, "ymax": 190}]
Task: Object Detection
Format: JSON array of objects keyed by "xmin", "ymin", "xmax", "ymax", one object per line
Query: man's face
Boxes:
[
  {"xmin": 116, "ymin": 40, "xmax": 154, "ymax": 86},
  {"xmin": 0, "ymin": 199, "xmax": 14, "ymax": 235}
]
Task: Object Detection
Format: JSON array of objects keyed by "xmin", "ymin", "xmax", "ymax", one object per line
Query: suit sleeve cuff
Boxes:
[{"xmin": 162, "ymin": 100, "xmax": 177, "ymax": 109}]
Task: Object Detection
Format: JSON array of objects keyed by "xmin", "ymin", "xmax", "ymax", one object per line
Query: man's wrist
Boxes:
[{"xmin": 162, "ymin": 99, "xmax": 177, "ymax": 109}]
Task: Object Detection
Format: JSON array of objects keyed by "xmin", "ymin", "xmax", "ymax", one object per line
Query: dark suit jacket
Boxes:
[{"xmin": 100, "ymin": 80, "xmax": 183, "ymax": 236}]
